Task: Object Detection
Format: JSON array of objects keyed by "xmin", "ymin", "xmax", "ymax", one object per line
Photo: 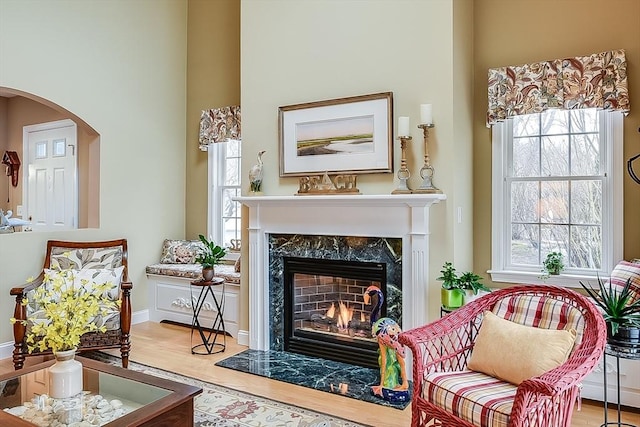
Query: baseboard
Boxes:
[
  {"xmin": 0, "ymin": 309, "xmax": 151, "ymax": 362},
  {"xmin": 237, "ymin": 329, "xmax": 249, "ymax": 347}
]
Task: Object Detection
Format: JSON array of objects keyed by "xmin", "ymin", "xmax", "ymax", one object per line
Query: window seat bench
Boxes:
[{"xmin": 146, "ymin": 258, "xmax": 240, "ymax": 337}]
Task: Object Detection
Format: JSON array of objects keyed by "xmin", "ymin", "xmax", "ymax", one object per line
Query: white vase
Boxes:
[{"xmin": 49, "ymin": 348, "xmax": 83, "ymax": 399}]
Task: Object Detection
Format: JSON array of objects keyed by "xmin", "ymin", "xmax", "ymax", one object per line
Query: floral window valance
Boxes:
[
  {"xmin": 487, "ymin": 49, "xmax": 629, "ymax": 127},
  {"xmin": 199, "ymin": 105, "xmax": 241, "ymax": 151}
]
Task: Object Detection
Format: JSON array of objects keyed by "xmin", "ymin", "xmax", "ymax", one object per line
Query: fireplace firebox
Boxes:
[{"xmin": 283, "ymin": 256, "xmax": 387, "ymax": 369}]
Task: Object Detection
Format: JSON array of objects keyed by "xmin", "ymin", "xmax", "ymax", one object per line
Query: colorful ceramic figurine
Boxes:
[{"xmin": 370, "ymin": 317, "xmax": 410, "ymax": 403}]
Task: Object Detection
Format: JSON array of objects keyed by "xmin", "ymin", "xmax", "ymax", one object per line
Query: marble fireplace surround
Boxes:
[{"xmin": 237, "ymin": 194, "xmax": 446, "ymax": 352}]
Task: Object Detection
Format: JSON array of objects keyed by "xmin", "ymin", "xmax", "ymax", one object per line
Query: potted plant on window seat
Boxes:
[
  {"xmin": 543, "ymin": 251, "xmax": 565, "ymax": 276},
  {"xmin": 580, "ymin": 276, "xmax": 640, "ymax": 351},
  {"xmin": 195, "ymin": 234, "xmax": 227, "ymax": 282}
]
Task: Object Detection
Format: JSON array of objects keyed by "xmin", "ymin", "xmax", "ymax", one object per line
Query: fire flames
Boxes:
[{"xmin": 325, "ymin": 301, "xmax": 354, "ymax": 329}]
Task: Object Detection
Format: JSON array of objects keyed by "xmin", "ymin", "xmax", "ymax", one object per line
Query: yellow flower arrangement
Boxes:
[{"xmin": 10, "ymin": 270, "xmax": 120, "ymax": 354}]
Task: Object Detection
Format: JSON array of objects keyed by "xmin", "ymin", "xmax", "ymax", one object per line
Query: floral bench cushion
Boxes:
[
  {"xmin": 145, "ymin": 262, "xmax": 240, "ymax": 285},
  {"xmin": 423, "ymin": 370, "xmax": 516, "ymax": 427}
]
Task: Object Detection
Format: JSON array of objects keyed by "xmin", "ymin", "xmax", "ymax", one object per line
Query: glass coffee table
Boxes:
[{"xmin": 0, "ymin": 356, "xmax": 202, "ymax": 426}]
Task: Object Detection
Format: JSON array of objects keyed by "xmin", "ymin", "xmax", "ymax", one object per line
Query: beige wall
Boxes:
[
  {"xmin": 241, "ymin": 0, "xmax": 474, "ymax": 322},
  {"xmin": 0, "ymin": 0, "xmax": 188, "ymax": 344},
  {"xmin": 473, "ymin": 0, "xmax": 640, "ymax": 286},
  {"xmin": 185, "ymin": 0, "xmax": 241, "ymax": 240}
]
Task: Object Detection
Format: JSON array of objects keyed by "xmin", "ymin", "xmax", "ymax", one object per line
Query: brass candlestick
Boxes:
[
  {"xmin": 414, "ymin": 124, "xmax": 441, "ymax": 193},
  {"xmin": 392, "ymin": 136, "xmax": 412, "ymax": 194}
]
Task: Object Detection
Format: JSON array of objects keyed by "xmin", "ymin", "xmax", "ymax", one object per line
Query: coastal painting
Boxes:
[
  {"xmin": 279, "ymin": 92, "xmax": 393, "ymax": 176},
  {"xmin": 296, "ymin": 116, "xmax": 374, "ymax": 157}
]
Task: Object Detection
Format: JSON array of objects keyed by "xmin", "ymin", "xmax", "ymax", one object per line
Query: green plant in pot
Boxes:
[
  {"xmin": 580, "ymin": 276, "xmax": 640, "ymax": 349},
  {"xmin": 438, "ymin": 262, "xmax": 464, "ymax": 309},
  {"xmin": 458, "ymin": 272, "xmax": 492, "ymax": 304},
  {"xmin": 195, "ymin": 234, "xmax": 227, "ymax": 281},
  {"xmin": 543, "ymin": 251, "xmax": 564, "ymax": 275}
]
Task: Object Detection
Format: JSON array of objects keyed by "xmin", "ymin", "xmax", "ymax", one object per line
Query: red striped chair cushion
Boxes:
[
  {"xmin": 423, "ymin": 370, "xmax": 516, "ymax": 427},
  {"xmin": 609, "ymin": 260, "xmax": 640, "ymax": 304},
  {"xmin": 491, "ymin": 294, "xmax": 585, "ymax": 346}
]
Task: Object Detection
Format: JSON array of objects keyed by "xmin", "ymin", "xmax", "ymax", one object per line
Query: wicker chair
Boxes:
[
  {"xmin": 398, "ymin": 285, "xmax": 606, "ymax": 427},
  {"xmin": 10, "ymin": 239, "xmax": 132, "ymax": 370}
]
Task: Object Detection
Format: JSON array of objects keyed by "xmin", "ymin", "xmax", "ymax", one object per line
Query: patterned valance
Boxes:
[
  {"xmin": 199, "ymin": 105, "xmax": 241, "ymax": 151},
  {"xmin": 487, "ymin": 49, "xmax": 629, "ymax": 127}
]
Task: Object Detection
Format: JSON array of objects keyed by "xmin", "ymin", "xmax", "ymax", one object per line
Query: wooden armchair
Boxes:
[
  {"xmin": 10, "ymin": 239, "xmax": 132, "ymax": 370},
  {"xmin": 399, "ymin": 285, "xmax": 606, "ymax": 427}
]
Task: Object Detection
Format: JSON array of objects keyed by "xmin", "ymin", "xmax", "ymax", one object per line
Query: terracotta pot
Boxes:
[{"xmin": 202, "ymin": 267, "xmax": 215, "ymax": 281}]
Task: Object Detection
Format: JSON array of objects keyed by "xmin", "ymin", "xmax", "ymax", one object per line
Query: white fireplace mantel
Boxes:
[{"xmin": 237, "ymin": 194, "xmax": 446, "ymax": 351}]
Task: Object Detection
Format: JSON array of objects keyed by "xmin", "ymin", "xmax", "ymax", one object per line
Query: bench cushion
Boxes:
[{"xmin": 145, "ymin": 262, "xmax": 240, "ymax": 285}]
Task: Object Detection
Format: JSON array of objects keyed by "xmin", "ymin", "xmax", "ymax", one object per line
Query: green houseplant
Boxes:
[
  {"xmin": 195, "ymin": 234, "xmax": 227, "ymax": 281},
  {"xmin": 458, "ymin": 272, "xmax": 492, "ymax": 304},
  {"xmin": 438, "ymin": 262, "xmax": 464, "ymax": 309},
  {"xmin": 543, "ymin": 251, "xmax": 564, "ymax": 275},
  {"xmin": 580, "ymin": 276, "xmax": 640, "ymax": 347}
]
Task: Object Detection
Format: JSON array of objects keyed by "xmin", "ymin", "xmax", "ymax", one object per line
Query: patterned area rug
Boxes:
[{"xmin": 86, "ymin": 352, "xmax": 369, "ymax": 427}]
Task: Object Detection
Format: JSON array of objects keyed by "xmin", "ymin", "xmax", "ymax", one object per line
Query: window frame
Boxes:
[
  {"xmin": 490, "ymin": 110, "xmax": 624, "ymax": 288},
  {"xmin": 207, "ymin": 140, "xmax": 241, "ymax": 261}
]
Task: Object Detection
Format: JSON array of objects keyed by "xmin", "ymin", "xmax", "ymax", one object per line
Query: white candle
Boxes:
[
  {"xmin": 398, "ymin": 116, "xmax": 410, "ymax": 136},
  {"xmin": 420, "ymin": 104, "xmax": 433, "ymax": 125}
]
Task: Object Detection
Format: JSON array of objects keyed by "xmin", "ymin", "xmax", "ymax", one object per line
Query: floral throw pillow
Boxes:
[
  {"xmin": 49, "ymin": 246, "xmax": 123, "ymax": 270},
  {"xmin": 160, "ymin": 239, "xmax": 204, "ymax": 264}
]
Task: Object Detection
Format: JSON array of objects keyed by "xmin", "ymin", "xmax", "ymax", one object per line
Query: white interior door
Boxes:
[{"xmin": 23, "ymin": 119, "xmax": 78, "ymax": 231}]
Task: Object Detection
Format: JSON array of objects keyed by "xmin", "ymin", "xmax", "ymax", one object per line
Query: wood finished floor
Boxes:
[{"xmin": 1, "ymin": 321, "xmax": 638, "ymax": 427}]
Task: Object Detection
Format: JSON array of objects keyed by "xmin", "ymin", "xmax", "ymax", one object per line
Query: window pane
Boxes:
[
  {"xmin": 570, "ymin": 109, "xmax": 598, "ymax": 133},
  {"xmin": 222, "ymin": 188, "xmax": 239, "ymax": 217},
  {"xmin": 541, "ymin": 135, "xmax": 569, "ymax": 176},
  {"xmin": 571, "ymin": 134, "xmax": 600, "ymax": 176},
  {"xmin": 513, "ymin": 137, "xmax": 539, "ymax": 177},
  {"xmin": 513, "ymin": 114, "xmax": 539, "ymax": 137},
  {"xmin": 540, "ymin": 181, "xmax": 568, "ymax": 223},
  {"xmin": 511, "ymin": 223, "xmax": 539, "ymax": 266},
  {"xmin": 511, "ymin": 181, "xmax": 538, "ymax": 222},
  {"xmin": 570, "ymin": 226, "xmax": 601, "ymax": 269},
  {"xmin": 225, "ymin": 158, "xmax": 240, "ymax": 185},
  {"xmin": 227, "ymin": 139, "xmax": 240, "ymax": 157},
  {"xmin": 541, "ymin": 109, "xmax": 569, "ymax": 135},
  {"xmin": 571, "ymin": 181, "xmax": 601, "ymax": 225},
  {"xmin": 540, "ymin": 225, "xmax": 568, "ymax": 263}
]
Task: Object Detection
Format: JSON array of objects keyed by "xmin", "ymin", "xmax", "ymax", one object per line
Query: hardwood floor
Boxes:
[{"xmin": 1, "ymin": 321, "xmax": 638, "ymax": 426}]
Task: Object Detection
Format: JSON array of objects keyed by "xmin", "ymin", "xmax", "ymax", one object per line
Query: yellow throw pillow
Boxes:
[{"xmin": 468, "ymin": 311, "xmax": 577, "ymax": 385}]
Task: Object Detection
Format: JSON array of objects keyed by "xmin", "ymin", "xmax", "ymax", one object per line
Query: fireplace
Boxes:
[
  {"xmin": 284, "ymin": 256, "xmax": 387, "ymax": 368},
  {"xmin": 236, "ymin": 194, "xmax": 446, "ymax": 363}
]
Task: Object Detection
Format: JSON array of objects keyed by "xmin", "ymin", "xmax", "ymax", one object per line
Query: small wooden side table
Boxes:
[{"xmin": 189, "ymin": 277, "xmax": 226, "ymax": 355}]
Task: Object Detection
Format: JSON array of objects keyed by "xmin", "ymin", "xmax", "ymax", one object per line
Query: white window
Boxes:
[
  {"xmin": 207, "ymin": 139, "xmax": 241, "ymax": 257},
  {"xmin": 490, "ymin": 109, "xmax": 623, "ymax": 287}
]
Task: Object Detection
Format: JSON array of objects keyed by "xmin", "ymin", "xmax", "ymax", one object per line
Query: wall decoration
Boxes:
[{"xmin": 279, "ymin": 92, "xmax": 393, "ymax": 177}]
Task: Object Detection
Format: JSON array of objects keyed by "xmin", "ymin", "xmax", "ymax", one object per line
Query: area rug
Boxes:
[
  {"xmin": 215, "ymin": 349, "xmax": 411, "ymax": 410},
  {"xmin": 85, "ymin": 352, "xmax": 370, "ymax": 427}
]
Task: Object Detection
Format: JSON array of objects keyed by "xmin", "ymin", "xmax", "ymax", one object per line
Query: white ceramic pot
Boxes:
[
  {"xmin": 463, "ymin": 289, "xmax": 490, "ymax": 305},
  {"xmin": 49, "ymin": 348, "xmax": 83, "ymax": 399}
]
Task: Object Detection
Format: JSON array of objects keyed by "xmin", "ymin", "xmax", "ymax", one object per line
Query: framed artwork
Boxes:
[{"xmin": 279, "ymin": 92, "xmax": 393, "ymax": 177}]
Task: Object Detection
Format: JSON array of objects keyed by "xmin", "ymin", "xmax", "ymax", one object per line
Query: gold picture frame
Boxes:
[{"xmin": 279, "ymin": 92, "xmax": 393, "ymax": 177}]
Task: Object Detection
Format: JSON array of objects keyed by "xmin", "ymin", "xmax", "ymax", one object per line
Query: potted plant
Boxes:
[
  {"xmin": 580, "ymin": 276, "xmax": 640, "ymax": 349},
  {"xmin": 438, "ymin": 262, "xmax": 464, "ymax": 309},
  {"xmin": 195, "ymin": 234, "xmax": 227, "ymax": 281},
  {"xmin": 543, "ymin": 251, "xmax": 564, "ymax": 275},
  {"xmin": 458, "ymin": 271, "xmax": 492, "ymax": 305}
]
